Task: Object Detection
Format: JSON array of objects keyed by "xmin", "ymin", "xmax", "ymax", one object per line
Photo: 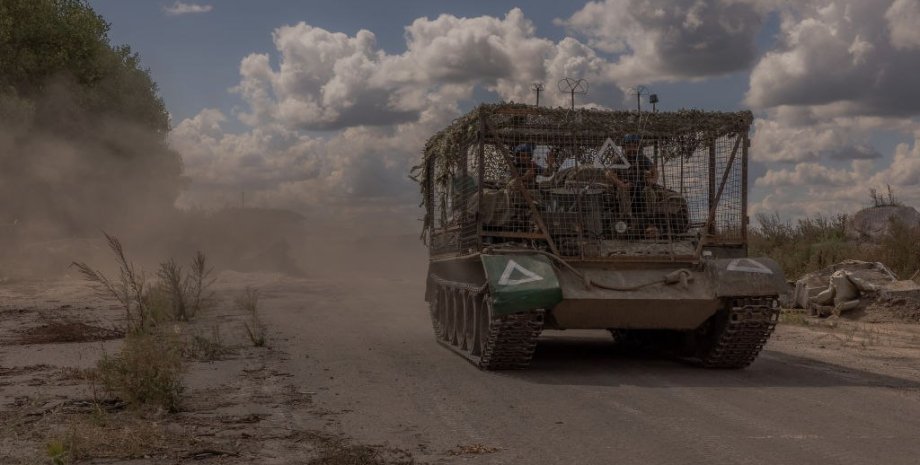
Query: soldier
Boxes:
[
  {"xmin": 510, "ymin": 143, "xmax": 544, "ymax": 189},
  {"xmin": 605, "ymin": 134, "xmax": 659, "ymax": 236}
]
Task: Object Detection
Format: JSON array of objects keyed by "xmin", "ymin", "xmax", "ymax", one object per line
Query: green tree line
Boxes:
[{"xmin": 0, "ymin": 0, "xmax": 182, "ymax": 234}]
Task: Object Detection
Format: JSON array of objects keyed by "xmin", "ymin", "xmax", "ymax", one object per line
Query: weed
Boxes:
[
  {"xmin": 46, "ymin": 439, "xmax": 69, "ymax": 465},
  {"xmin": 72, "ymin": 233, "xmax": 150, "ymax": 333},
  {"xmin": 45, "ymin": 427, "xmax": 80, "ymax": 465},
  {"xmin": 778, "ymin": 310, "xmax": 807, "ymax": 325},
  {"xmin": 96, "ymin": 332, "xmax": 183, "ymax": 412},
  {"xmin": 155, "ymin": 251, "xmax": 214, "ymax": 322},
  {"xmin": 189, "ymin": 251, "xmax": 215, "ymax": 315},
  {"xmin": 73, "ymin": 233, "xmax": 214, "ymax": 331},
  {"xmin": 157, "ymin": 259, "xmax": 189, "ymax": 321},
  {"xmin": 187, "ymin": 325, "xmax": 230, "ymax": 361},
  {"xmin": 869, "ymin": 184, "xmax": 902, "ymax": 208},
  {"xmin": 237, "ymin": 287, "xmax": 266, "ymax": 347},
  {"xmin": 751, "ymin": 212, "xmax": 920, "ymax": 280}
]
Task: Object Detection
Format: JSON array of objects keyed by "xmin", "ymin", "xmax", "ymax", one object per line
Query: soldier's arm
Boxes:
[
  {"xmin": 644, "ymin": 156, "xmax": 658, "ymax": 183},
  {"xmin": 605, "ymin": 170, "xmax": 628, "ymax": 189},
  {"xmin": 647, "ymin": 165, "xmax": 658, "ymax": 183}
]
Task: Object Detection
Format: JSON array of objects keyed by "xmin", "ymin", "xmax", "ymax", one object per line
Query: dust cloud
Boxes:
[{"xmin": 0, "ymin": 81, "xmax": 427, "ymax": 282}]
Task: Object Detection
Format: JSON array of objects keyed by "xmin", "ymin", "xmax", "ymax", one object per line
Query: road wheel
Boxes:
[
  {"xmin": 463, "ymin": 293, "xmax": 480, "ymax": 357},
  {"xmin": 450, "ymin": 289, "xmax": 462, "ymax": 346},
  {"xmin": 457, "ymin": 291, "xmax": 469, "ymax": 351},
  {"xmin": 441, "ymin": 288, "xmax": 453, "ymax": 344},
  {"xmin": 429, "ymin": 287, "xmax": 442, "ymax": 339},
  {"xmin": 476, "ymin": 294, "xmax": 491, "ymax": 357}
]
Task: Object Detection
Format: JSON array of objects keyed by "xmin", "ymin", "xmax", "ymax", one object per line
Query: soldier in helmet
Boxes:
[
  {"xmin": 510, "ymin": 143, "xmax": 543, "ymax": 188},
  {"xmin": 605, "ymin": 134, "xmax": 659, "ymax": 236}
]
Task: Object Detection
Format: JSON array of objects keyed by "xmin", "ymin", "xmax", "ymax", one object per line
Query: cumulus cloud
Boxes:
[
  {"xmin": 746, "ymin": 0, "xmax": 920, "ymax": 117},
  {"xmin": 231, "ymin": 9, "xmax": 616, "ymax": 131},
  {"xmin": 755, "ymin": 160, "xmax": 872, "ymax": 188},
  {"xmin": 886, "ymin": 0, "xmax": 920, "ymax": 50},
  {"xmin": 751, "ymin": 129, "xmax": 920, "ymax": 218},
  {"xmin": 163, "ymin": 2, "xmax": 213, "ymax": 16},
  {"xmin": 168, "ymin": 9, "xmax": 630, "ymax": 227},
  {"xmin": 166, "ymin": 4, "xmax": 920, "ymax": 226},
  {"xmin": 751, "ymin": 107, "xmax": 913, "ymax": 163},
  {"xmin": 558, "ymin": 0, "xmax": 766, "ymax": 85}
]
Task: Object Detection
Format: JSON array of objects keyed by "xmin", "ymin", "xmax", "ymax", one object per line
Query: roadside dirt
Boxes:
[{"xmin": 0, "ymin": 273, "xmax": 418, "ymax": 465}]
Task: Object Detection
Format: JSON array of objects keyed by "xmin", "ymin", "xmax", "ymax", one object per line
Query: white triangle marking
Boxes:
[
  {"xmin": 598, "ymin": 137, "xmax": 631, "ymax": 169},
  {"xmin": 726, "ymin": 258, "xmax": 773, "ymax": 274},
  {"xmin": 498, "ymin": 259, "xmax": 544, "ymax": 286}
]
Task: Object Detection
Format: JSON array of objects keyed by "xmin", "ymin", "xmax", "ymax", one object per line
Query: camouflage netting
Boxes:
[{"xmin": 412, "ymin": 103, "xmax": 753, "ymax": 242}]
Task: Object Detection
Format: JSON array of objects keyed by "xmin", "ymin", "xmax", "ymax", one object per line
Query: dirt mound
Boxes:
[
  {"xmin": 13, "ymin": 321, "xmax": 123, "ymax": 345},
  {"xmin": 861, "ymin": 299, "xmax": 920, "ymax": 324}
]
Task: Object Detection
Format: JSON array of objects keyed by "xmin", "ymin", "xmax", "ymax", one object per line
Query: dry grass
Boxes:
[
  {"xmin": 155, "ymin": 251, "xmax": 214, "ymax": 322},
  {"xmin": 95, "ymin": 332, "xmax": 184, "ymax": 412},
  {"xmin": 42, "ymin": 411, "xmax": 195, "ymax": 463},
  {"xmin": 187, "ymin": 325, "xmax": 231, "ymax": 361},
  {"xmin": 73, "ymin": 233, "xmax": 214, "ymax": 332},
  {"xmin": 72, "ymin": 233, "xmax": 150, "ymax": 333},
  {"xmin": 237, "ymin": 287, "xmax": 267, "ymax": 347},
  {"xmin": 751, "ymin": 213, "xmax": 920, "ymax": 280},
  {"xmin": 303, "ymin": 431, "xmax": 416, "ymax": 465},
  {"xmin": 778, "ymin": 309, "xmax": 808, "ymax": 325},
  {"xmin": 72, "ymin": 233, "xmax": 222, "ymax": 411},
  {"xmin": 15, "ymin": 321, "xmax": 122, "ymax": 345}
]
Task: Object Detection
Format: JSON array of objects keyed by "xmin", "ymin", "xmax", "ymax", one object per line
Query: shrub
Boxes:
[
  {"xmin": 752, "ymin": 212, "xmax": 920, "ymax": 280},
  {"xmin": 750, "ymin": 212, "xmax": 855, "ymax": 279},
  {"xmin": 237, "ymin": 288, "xmax": 266, "ymax": 347},
  {"xmin": 154, "ymin": 251, "xmax": 214, "ymax": 322},
  {"xmin": 96, "ymin": 332, "xmax": 183, "ymax": 412},
  {"xmin": 873, "ymin": 217, "xmax": 920, "ymax": 278},
  {"xmin": 72, "ymin": 233, "xmax": 151, "ymax": 333},
  {"xmin": 187, "ymin": 325, "xmax": 230, "ymax": 361},
  {"xmin": 73, "ymin": 233, "xmax": 213, "ymax": 332}
]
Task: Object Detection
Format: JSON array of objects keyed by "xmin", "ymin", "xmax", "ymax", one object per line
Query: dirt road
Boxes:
[
  {"xmin": 3, "ymin": 262, "xmax": 920, "ymax": 464},
  {"xmin": 253, "ymin": 269, "xmax": 920, "ymax": 465}
]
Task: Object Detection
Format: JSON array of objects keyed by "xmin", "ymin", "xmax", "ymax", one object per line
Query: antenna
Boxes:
[
  {"xmin": 631, "ymin": 85, "xmax": 650, "ymax": 112},
  {"xmin": 530, "ymin": 82, "xmax": 544, "ymax": 107},
  {"xmin": 557, "ymin": 78, "xmax": 588, "ymax": 110}
]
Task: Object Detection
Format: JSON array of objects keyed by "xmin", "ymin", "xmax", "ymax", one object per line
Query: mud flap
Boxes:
[{"xmin": 481, "ymin": 254, "xmax": 563, "ymax": 316}]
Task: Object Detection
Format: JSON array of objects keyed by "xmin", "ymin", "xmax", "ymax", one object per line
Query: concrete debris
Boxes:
[{"xmin": 793, "ymin": 260, "xmax": 920, "ymax": 319}]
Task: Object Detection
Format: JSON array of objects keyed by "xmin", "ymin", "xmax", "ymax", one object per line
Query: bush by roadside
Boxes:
[
  {"xmin": 751, "ymin": 212, "xmax": 920, "ymax": 280},
  {"xmin": 72, "ymin": 233, "xmax": 215, "ymax": 412}
]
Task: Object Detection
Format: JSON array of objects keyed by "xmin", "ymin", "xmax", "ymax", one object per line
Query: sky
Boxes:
[{"xmin": 89, "ymin": 0, "xmax": 920, "ymax": 232}]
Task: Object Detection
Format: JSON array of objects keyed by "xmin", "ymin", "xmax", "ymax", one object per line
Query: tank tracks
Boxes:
[
  {"xmin": 697, "ymin": 296, "xmax": 780, "ymax": 368},
  {"xmin": 428, "ymin": 274, "xmax": 543, "ymax": 370}
]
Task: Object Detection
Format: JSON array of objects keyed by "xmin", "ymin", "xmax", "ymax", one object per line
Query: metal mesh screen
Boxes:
[{"xmin": 423, "ymin": 106, "xmax": 749, "ymax": 260}]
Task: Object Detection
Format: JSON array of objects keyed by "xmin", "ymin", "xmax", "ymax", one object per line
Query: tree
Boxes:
[
  {"xmin": 0, "ymin": 0, "xmax": 182, "ymax": 234},
  {"xmin": 0, "ymin": 0, "xmax": 169, "ymax": 133}
]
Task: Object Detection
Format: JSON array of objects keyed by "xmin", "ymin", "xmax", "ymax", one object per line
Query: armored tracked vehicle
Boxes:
[{"xmin": 413, "ymin": 104, "xmax": 785, "ymax": 369}]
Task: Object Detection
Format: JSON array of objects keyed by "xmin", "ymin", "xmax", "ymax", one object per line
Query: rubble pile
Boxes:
[{"xmin": 792, "ymin": 260, "xmax": 920, "ymax": 322}]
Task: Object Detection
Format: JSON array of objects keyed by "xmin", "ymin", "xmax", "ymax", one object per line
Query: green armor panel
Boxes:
[{"xmin": 481, "ymin": 254, "xmax": 563, "ymax": 316}]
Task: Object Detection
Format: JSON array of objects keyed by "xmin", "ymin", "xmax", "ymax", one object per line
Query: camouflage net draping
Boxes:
[{"xmin": 411, "ymin": 103, "xmax": 753, "ymax": 246}]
